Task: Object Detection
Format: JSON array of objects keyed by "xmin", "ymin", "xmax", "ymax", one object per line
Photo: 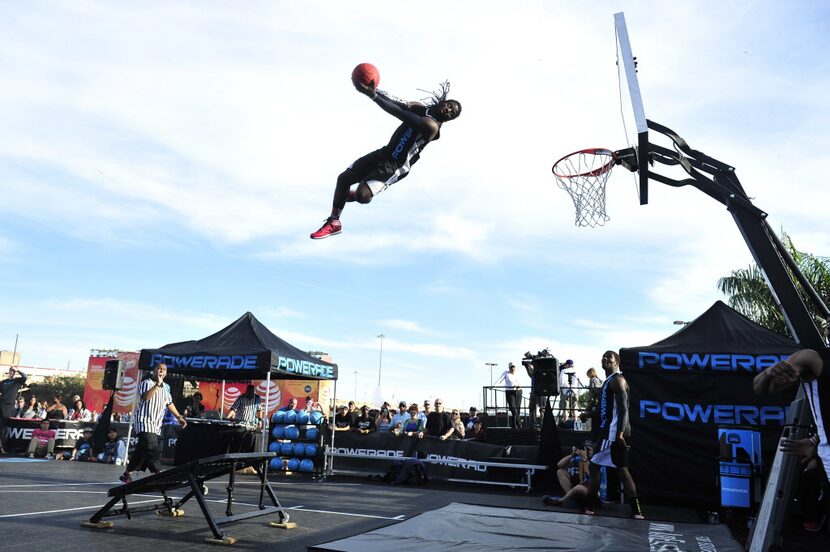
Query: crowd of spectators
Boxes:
[
  {"xmin": 0, "ymin": 383, "xmax": 127, "ymax": 464},
  {"xmin": 331, "ymin": 398, "xmax": 488, "ymax": 442}
]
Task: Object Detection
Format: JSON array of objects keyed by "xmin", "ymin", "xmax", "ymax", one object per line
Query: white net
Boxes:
[{"xmin": 552, "ymin": 149, "xmax": 616, "ymax": 228}]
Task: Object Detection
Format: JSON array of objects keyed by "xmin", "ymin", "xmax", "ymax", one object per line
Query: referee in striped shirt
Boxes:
[
  {"xmin": 227, "ymin": 384, "xmax": 263, "ymax": 429},
  {"xmin": 120, "ymin": 363, "xmax": 187, "ymax": 484}
]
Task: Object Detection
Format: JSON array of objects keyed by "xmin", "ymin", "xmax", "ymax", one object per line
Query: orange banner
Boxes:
[{"xmin": 82, "ymin": 352, "xmax": 141, "ymax": 416}]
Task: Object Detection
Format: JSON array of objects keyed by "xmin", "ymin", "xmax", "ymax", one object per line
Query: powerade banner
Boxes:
[
  {"xmin": 5, "ymin": 419, "xmax": 134, "ymax": 451},
  {"xmin": 330, "ymin": 431, "xmax": 515, "ymax": 483},
  {"xmin": 620, "ymin": 301, "xmax": 797, "ymax": 505}
]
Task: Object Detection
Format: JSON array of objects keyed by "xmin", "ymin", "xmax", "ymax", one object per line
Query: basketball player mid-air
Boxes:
[{"xmin": 310, "ymin": 78, "xmax": 462, "ymax": 239}]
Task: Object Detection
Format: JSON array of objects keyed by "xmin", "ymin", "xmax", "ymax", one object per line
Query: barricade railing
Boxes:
[
  {"xmin": 482, "ymin": 384, "xmax": 596, "ymax": 430},
  {"xmin": 324, "ymin": 448, "xmax": 548, "ymax": 492}
]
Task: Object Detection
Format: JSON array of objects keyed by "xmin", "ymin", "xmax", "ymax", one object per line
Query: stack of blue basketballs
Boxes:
[{"xmin": 268, "ymin": 408, "xmax": 325, "ymax": 474}]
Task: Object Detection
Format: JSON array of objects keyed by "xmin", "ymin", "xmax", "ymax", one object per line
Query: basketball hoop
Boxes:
[{"xmin": 552, "ymin": 148, "xmax": 617, "ymax": 228}]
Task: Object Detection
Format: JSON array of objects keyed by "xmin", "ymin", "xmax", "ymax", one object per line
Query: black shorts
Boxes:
[{"xmin": 348, "ymin": 149, "xmax": 409, "ymax": 195}]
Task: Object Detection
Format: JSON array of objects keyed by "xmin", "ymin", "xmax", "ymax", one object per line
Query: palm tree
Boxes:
[{"xmin": 717, "ymin": 234, "xmax": 830, "ymax": 338}]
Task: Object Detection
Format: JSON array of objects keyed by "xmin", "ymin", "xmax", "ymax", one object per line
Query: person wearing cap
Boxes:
[
  {"xmin": 495, "ymin": 362, "xmax": 522, "ymax": 429},
  {"xmin": 543, "ymin": 441, "xmax": 594, "ymax": 507},
  {"xmin": 0, "ymin": 366, "xmax": 28, "ymax": 453},
  {"xmin": 65, "ymin": 427, "xmax": 95, "ymax": 461},
  {"xmin": 391, "ymin": 400, "xmax": 410, "ymax": 430},
  {"xmin": 353, "ymin": 405, "xmax": 375, "ymax": 434},
  {"xmin": 334, "ymin": 405, "xmax": 352, "ymax": 431}
]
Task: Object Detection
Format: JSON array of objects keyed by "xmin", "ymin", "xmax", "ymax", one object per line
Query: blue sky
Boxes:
[{"xmin": 2, "ymin": 1, "xmax": 829, "ymax": 410}]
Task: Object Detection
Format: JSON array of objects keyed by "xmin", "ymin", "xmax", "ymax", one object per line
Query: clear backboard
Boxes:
[{"xmin": 614, "ymin": 12, "xmax": 649, "ymax": 205}]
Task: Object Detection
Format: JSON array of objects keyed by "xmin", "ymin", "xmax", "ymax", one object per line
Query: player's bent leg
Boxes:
[{"xmin": 355, "ymin": 182, "xmax": 374, "ymax": 204}]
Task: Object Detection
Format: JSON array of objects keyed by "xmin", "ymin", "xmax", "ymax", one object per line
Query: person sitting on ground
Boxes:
[
  {"xmin": 390, "ymin": 401, "xmax": 409, "ymax": 429},
  {"xmin": 425, "ymin": 398, "xmax": 454, "ymax": 440},
  {"xmin": 543, "ymin": 441, "xmax": 594, "ymax": 507},
  {"xmin": 470, "ymin": 419, "xmax": 488, "ymax": 442},
  {"xmin": 466, "ymin": 406, "xmax": 479, "ymax": 431},
  {"xmin": 375, "ymin": 406, "xmax": 393, "ymax": 432},
  {"xmin": 64, "ymin": 427, "xmax": 95, "ymax": 461},
  {"xmin": 67, "ymin": 399, "xmax": 92, "ymax": 422},
  {"xmin": 353, "ymin": 405, "xmax": 375, "ymax": 434},
  {"xmin": 334, "ymin": 405, "xmax": 352, "ymax": 431},
  {"xmin": 402, "ymin": 404, "xmax": 425, "ymax": 438},
  {"xmin": 46, "ymin": 394, "xmax": 68, "ymax": 420},
  {"xmin": 449, "ymin": 409, "xmax": 466, "ymax": 439},
  {"xmin": 98, "ymin": 427, "xmax": 126, "ymax": 465},
  {"xmin": 26, "ymin": 419, "xmax": 56, "ymax": 459}
]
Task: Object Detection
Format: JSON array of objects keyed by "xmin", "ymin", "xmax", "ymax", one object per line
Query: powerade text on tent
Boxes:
[{"xmin": 278, "ymin": 356, "xmax": 334, "ymax": 378}]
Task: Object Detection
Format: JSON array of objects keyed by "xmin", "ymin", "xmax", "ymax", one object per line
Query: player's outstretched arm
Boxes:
[{"xmin": 754, "ymin": 348, "xmax": 822, "ymax": 396}]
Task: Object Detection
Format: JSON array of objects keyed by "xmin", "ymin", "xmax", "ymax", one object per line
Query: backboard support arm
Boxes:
[{"xmin": 635, "ymin": 119, "xmax": 828, "ymax": 551}]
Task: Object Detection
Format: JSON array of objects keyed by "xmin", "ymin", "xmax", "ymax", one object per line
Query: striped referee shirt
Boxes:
[
  {"xmin": 230, "ymin": 394, "xmax": 263, "ymax": 425},
  {"xmin": 134, "ymin": 378, "xmax": 172, "ymax": 435}
]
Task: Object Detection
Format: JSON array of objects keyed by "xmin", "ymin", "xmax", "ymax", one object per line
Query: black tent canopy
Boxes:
[
  {"xmin": 139, "ymin": 312, "xmax": 337, "ymax": 381},
  {"xmin": 620, "ymin": 301, "xmax": 797, "ymax": 504}
]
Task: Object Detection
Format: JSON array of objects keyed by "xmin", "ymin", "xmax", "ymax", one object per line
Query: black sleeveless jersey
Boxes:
[
  {"xmin": 598, "ymin": 372, "xmax": 631, "ymax": 441},
  {"xmin": 380, "ymin": 108, "xmax": 440, "ymax": 168}
]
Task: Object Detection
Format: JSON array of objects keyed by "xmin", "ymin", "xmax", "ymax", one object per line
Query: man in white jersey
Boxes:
[
  {"xmin": 227, "ymin": 384, "xmax": 263, "ymax": 429},
  {"xmin": 120, "ymin": 363, "xmax": 187, "ymax": 484}
]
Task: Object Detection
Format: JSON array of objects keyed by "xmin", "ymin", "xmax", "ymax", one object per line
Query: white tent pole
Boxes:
[
  {"xmin": 262, "ymin": 371, "xmax": 271, "ymax": 452},
  {"xmin": 220, "ymin": 379, "xmax": 226, "ymax": 417},
  {"xmin": 327, "ymin": 379, "xmax": 337, "ymax": 476}
]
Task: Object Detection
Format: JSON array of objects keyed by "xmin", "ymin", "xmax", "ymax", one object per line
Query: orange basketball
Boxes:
[{"xmin": 351, "ymin": 63, "xmax": 380, "ymax": 87}]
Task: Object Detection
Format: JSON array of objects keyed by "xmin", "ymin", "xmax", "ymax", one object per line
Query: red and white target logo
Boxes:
[
  {"xmin": 115, "ymin": 376, "xmax": 137, "ymax": 407},
  {"xmin": 223, "ymin": 385, "xmax": 243, "ymax": 406},
  {"xmin": 256, "ymin": 381, "xmax": 281, "ymax": 415}
]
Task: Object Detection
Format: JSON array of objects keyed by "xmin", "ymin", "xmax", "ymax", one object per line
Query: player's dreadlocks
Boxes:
[{"xmin": 420, "ymin": 80, "xmax": 452, "ymax": 107}]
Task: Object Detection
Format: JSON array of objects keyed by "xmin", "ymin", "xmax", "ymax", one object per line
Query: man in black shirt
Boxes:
[
  {"xmin": 353, "ymin": 405, "xmax": 375, "ymax": 434},
  {"xmin": 334, "ymin": 405, "xmax": 352, "ymax": 432},
  {"xmin": 0, "ymin": 367, "xmax": 27, "ymax": 453},
  {"xmin": 426, "ymin": 398, "xmax": 454, "ymax": 440}
]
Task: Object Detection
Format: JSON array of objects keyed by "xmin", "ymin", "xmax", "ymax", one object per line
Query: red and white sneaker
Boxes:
[{"xmin": 310, "ymin": 218, "xmax": 342, "ymax": 239}]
